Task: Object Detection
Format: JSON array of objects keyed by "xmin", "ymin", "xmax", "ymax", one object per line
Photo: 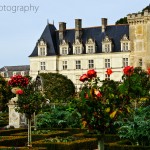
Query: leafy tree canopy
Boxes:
[
  {"xmin": 115, "ymin": 5, "xmax": 150, "ymax": 25},
  {"xmin": 39, "ymin": 73, "xmax": 75, "ymax": 103}
]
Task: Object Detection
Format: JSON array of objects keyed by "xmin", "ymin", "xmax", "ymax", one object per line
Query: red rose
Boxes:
[
  {"xmin": 94, "ymin": 89, "xmax": 102, "ymax": 98},
  {"xmin": 123, "ymin": 66, "xmax": 134, "ymax": 76},
  {"xmin": 147, "ymin": 68, "xmax": 150, "ymax": 75},
  {"xmin": 80, "ymin": 74, "xmax": 88, "ymax": 82},
  {"xmin": 106, "ymin": 68, "xmax": 113, "ymax": 75},
  {"xmin": 16, "ymin": 89, "xmax": 24, "ymax": 95},
  {"xmin": 85, "ymin": 93, "xmax": 89, "ymax": 99},
  {"xmin": 87, "ymin": 69, "xmax": 97, "ymax": 79}
]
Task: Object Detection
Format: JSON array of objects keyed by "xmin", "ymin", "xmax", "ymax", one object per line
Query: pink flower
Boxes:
[
  {"xmin": 16, "ymin": 89, "xmax": 24, "ymax": 95},
  {"xmin": 123, "ymin": 66, "xmax": 134, "ymax": 76},
  {"xmin": 106, "ymin": 68, "xmax": 113, "ymax": 75},
  {"xmin": 80, "ymin": 74, "xmax": 88, "ymax": 82},
  {"xmin": 87, "ymin": 69, "xmax": 97, "ymax": 79}
]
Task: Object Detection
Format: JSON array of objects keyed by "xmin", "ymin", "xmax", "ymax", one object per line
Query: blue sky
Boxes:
[{"xmin": 0, "ymin": 0, "xmax": 149, "ymax": 68}]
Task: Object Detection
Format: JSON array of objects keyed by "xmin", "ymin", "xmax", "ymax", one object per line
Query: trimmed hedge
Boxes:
[
  {"xmin": 0, "ymin": 128, "xmax": 27, "ymax": 136},
  {"xmin": 105, "ymin": 141, "xmax": 150, "ymax": 150},
  {"xmin": 32, "ymin": 138, "xmax": 97, "ymax": 150}
]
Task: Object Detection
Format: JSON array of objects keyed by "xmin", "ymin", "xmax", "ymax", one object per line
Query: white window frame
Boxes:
[
  {"xmin": 21, "ymin": 71, "xmax": 25, "ymax": 76},
  {"xmin": 76, "ymin": 60, "xmax": 81, "ymax": 69},
  {"xmin": 13, "ymin": 72, "xmax": 16, "ymax": 76},
  {"xmin": 62, "ymin": 61, "xmax": 67, "ymax": 70},
  {"xmin": 86, "ymin": 38, "xmax": 96, "ymax": 54},
  {"xmin": 40, "ymin": 62, "xmax": 46, "ymax": 70},
  {"xmin": 123, "ymin": 58, "xmax": 128, "ymax": 67},
  {"xmin": 73, "ymin": 39, "xmax": 83, "ymax": 54},
  {"xmin": 0, "ymin": 72, "xmax": 4, "ymax": 77},
  {"xmin": 102, "ymin": 36, "xmax": 112, "ymax": 53},
  {"xmin": 38, "ymin": 39, "xmax": 47, "ymax": 56},
  {"xmin": 59, "ymin": 40, "xmax": 69, "ymax": 55},
  {"xmin": 88, "ymin": 60, "xmax": 94, "ymax": 69},
  {"xmin": 76, "ymin": 75, "xmax": 80, "ymax": 85},
  {"xmin": 121, "ymin": 34, "xmax": 130, "ymax": 52},
  {"xmin": 105, "ymin": 59, "xmax": 110, "ymax": 68}
]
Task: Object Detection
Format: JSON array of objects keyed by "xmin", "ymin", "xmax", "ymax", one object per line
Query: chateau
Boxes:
[{"xmin": 29, "ymin": 9, "xmax": 150, "ymax": 90}]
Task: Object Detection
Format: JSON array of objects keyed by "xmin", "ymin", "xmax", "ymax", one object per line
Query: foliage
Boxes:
[
  {"xmin": 0, "ymin": 75, "xmax": 12, "ymax": 112},
  {"xmin": 39, "ymin": 73, "xmax": 75, "ymax": 103},
  {"xmin": 115, "ymin": 17, "xmax": 127, "ymax": 25},
  {"xmin": 115, "ymin": 106, "xmax": 150, "ymax": 146},
  {"xmin": 120, "ymin": 67, "xmax": 150, "ymax": 100},
  {"xmin": 0, "ymin": 112, "xmax": 8, "ymax": 127},
  {"xmin": 37, "ymin": 104, "xmax": 81, "ymax": 129},
  {"xmin": 77, "ymin": 68, "xmax": 133, "ymax": 135}
]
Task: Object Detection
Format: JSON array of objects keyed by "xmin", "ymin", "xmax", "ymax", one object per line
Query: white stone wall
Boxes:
[{"xmin": 29, "ymin": 52, "xmax": 130, "ymax": 89}]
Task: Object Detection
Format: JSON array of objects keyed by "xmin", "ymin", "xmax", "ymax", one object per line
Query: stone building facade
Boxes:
[{"xmin": 29, "ymin": 9, "xmax": 150, "ymax": 90}]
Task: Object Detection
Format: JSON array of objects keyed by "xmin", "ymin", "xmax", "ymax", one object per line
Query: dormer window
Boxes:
[
  {"xmin": 73, "ymin": 39, "xmax": 83, "ymax": 54},
  {"xmin": 102, "ymin": 36, "xmax": 112, "ymax": 53},
  {"xmin": 59, "ymin": 40, "xmax": 69, "ymax": 55},
  {"xmin": 120, "ymin": 34, "xmax": 130, "ymax": 51},
  {"xmin": 86, "ymin": 38, "xmax": 96, "ymax": 54},
  {"xmin": 38, "ymin": 39, "xmax": 47, "ymax": 56}
]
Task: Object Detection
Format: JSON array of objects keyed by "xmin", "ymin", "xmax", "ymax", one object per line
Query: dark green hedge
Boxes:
[
  {"xmin": 105, "ymin": 142, "xmax": 150, "ymax": 150},
  {"xmin": 32, "ymin": 138, "xmax": 97, "ymax": 150},
  {"xmin": 0, "ymin": 128, "xmax": 27, "ymax": 136}
]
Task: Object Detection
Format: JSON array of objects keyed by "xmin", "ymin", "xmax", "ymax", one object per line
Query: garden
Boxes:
[{"xmin": 0, "ymin": 66, "xmax": 150, "ymax": 150}]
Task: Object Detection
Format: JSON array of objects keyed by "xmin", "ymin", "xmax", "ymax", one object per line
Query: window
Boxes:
[
  {"xmin": 105, "ymin": 74, "xmax": 110, "ymax": 80},
  {"xmin": 63, "ymin": 61, "xmax": 67, "ymax": 70},
  {"xmin": 139, "ymin": 58, "xmax": 142, "ymax": 67},
  {"xmin": 87, "ymin": 46, "xmax": 94, "ymax": 53},
  {"xmin": 121, "ymin": 34, "xmax": 130, "ymax": 51},
  {"xmin": 73, "ymin": 39, "xmax": 83, "ymax": 54},
  {"xmin": 0, "ymin": 72, "xmax": 4, "ymax": 77},
  {"xmin": 86, "ymin": 38, "xmax": 96, "ymax": 54},
  {"xmin": 62, "ymin": 47, "xmax": 68, "ymax": 55},
  {"xmin": 105, "ymin": 44, "xmax": 110, "ymax": 52},
  {"xmin": 122, "ymin": 43, "xmax": 129, "ymax": 51},
  {"xmin": 59, "ymin": 40, "xmax": 69, "ymax": 55},
  {"xmin": 88, "ymin": 60, "xmax": 94, "ymax": 69},
  {"xmin": 75, "ymin": 47, "xmax": 81, "ymax": 54},
  {"xmin": 102, "ymin": 36, "xmax": 112, "ymax": 53},
  {"xmin": 40, "ymin": 62, "xmax": 46, "ymax": 70},
  {"xmin": 38, "ymin": 39, "xmax": 47, "ymax": 56},
  {"xmin": 76, "ymin": 75, "xmax": 80, "ymax": 85},
  {"xmin": 76, "ymin": 60, "xmax": 81, "ymax": 69},
  {"xmin": 40, "ymin": 47, "xmax": 46, "ymax": 56},
  {"xmin": 21, "ymin": 71, "xmax": 24, "ymax": 76},
  {"xmin": 123, "ymin": 58, "xmax": 128, "ymax": 67},
  {"xmin": 105, "ymin": 59, "xmax": 110, "ymax": 68},
  {"xmin": 13, "ymin": 72, "xmax": 16, "ymax": 76}
]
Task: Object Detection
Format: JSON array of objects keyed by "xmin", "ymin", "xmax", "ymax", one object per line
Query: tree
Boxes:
[
  {"xmin": 115, "ymin": 17, "xmax": 127, "ymax": 25},
  {"xmin": 0, "ymin": 75, "xmax": 12, "ymax": 112},
  {"xmin": 39, "ymin": 73, "xmax": 75, "ymax": 103}
]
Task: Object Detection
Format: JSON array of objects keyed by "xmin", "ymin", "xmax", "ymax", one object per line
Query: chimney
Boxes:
[
  {"xmin": 101, "ymin": 18, "xmax": 107, "ymax": 32},
  {"xmin": 59, "ymin": 22, "xmax": 66, "ymax": 41},
  {"xmin": 75, "ymin": 19, "xmax": 82, "ymax": 39}
]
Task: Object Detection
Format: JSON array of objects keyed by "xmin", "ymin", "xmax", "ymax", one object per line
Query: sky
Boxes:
[{"xmin": 0, "ymin": 0, "xmax": 149, "ymax": 68}]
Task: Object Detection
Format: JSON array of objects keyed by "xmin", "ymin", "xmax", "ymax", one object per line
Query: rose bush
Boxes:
[
  {"xmin": 8, "ymin": 75, "xmax": 29, "ymax": 88},
  {"xmin": 77, "ymin": 68, "xmax": 132, "ymax": 135}
]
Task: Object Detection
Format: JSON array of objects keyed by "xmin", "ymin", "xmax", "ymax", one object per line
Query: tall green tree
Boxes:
[
  {"xmin": 40, "ymin": 73, "xmax": 75, "ymax": 103},
  {"xmin": 0, "ymin": 75, "xmax": 12, "ymax": 112}
]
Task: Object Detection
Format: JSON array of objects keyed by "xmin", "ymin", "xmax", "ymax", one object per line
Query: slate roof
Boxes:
[
  {"xmin": 29, "ymin": 23, "xmax": 129, "ymax": 57},
  {"xmin": 0, "ymin": 65, "xmax": 30, "ymax": 71}
]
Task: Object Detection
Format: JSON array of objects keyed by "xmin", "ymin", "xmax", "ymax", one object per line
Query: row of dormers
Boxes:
[{"xmin": 37, "ymin": 34, "xmax": 130, "ymax": 56}]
